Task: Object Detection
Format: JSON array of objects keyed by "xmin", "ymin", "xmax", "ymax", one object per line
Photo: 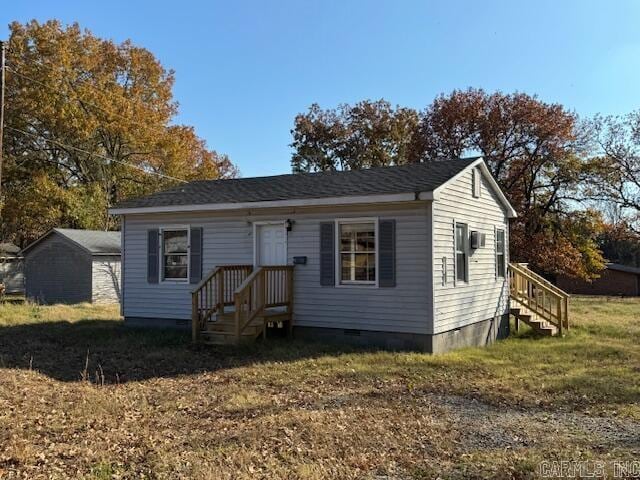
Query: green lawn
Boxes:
[{"xmin": 0, "ymin": 297, "xmax": 638, "ymax": 479}]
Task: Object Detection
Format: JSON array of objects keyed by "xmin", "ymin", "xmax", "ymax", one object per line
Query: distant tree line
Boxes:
[{"xmin": 290, "ymin": 93, "xmax": 640, "ymax": 279}]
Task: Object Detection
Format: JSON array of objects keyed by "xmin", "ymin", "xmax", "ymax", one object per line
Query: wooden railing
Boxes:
[
  {"xmin": 234, "ymin": 265, "xmax": 294, "ymax": 342},
  {"xmin": 508, "ymin": 262, "xmax": 570, "ymax": 335},
  {"xmin": 191, "ymin": 265, "xmax": 253, "ymax": 342}
]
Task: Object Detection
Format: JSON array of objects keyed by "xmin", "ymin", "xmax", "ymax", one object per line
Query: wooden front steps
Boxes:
[
  {"xmin": 199, "ymin": 309, "xmax": 292, "ymax": 345},
  {"xmin": 508, "ymin": 262, "xmax": 570, "ymax": 337},
  {"xmin": 192, "ymin": 265, "xmax": 294, "ymax": 346},
  {"xmin": 510, "ymin": 305, "xmax": 558, "ymax": 336}
]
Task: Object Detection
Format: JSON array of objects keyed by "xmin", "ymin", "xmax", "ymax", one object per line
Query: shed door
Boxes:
[{"xmin": 256, "ymin": 224, "xmax": 287, "ymax": 266}]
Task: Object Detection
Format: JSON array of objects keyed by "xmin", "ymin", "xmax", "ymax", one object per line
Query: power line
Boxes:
[
  {"xmin": 4, "ymin": 60, "xmax": 190, "ymax": 184},
  {"xmin": 5, "ymin": 125, "xmax": 188, "ymax": 184}
]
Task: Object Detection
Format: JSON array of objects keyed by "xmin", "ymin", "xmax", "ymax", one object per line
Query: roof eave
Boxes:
[
  {"xmin": 109, "ymin": 192, "xmax": 429, "ymax": 215},
  {"xmin": 20, "ymin": 229, "xmax": 121, "ymax": 256}
]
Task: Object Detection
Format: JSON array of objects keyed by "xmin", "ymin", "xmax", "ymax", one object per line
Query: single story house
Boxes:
[
  {"xmin": 111, "ymin": 157, "xmax": 518, "ymax": 352},
  {"xmin": 22, "ymin": 229, "xmax": 122, "ymax": 304},
  {"xmin": 0, "ymin": 242, "xmax": 24, "ymax": 294},
  {"xmin": 557, "ymin": 263, "xmax": 640, "ymax": 296}
]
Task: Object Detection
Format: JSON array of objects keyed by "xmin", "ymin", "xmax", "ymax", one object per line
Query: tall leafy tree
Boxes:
[
  {"xmin": 290, "ymin": 100, "xmax": 419, "ymax": 172},
  {"xmin": 1, "ymin": 20, "xmax": 236, "ymax": 245},
  {"xmin": 290, "ymin": 90, "xmax": 604, "ymax": 279},
  {"xmin": 414, "ymin": 89, "xmax": 603, "ymax": 279},
  {"xmin": 588, "ymin": 112, "xmax": 640, "ymax": 233},
  {"xmin": 598, "ymin": 221, "xmax": 640, "ymax": 267}
]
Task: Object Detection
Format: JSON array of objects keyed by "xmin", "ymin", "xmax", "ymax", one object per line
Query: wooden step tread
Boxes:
[{"xmin": 511, "ymin": 304, "xmax": 560, "ymax": 337}]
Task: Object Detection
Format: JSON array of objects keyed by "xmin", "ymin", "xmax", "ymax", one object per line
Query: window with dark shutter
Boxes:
[
  {"xmin": 319, "ymin": 222, "xmax": 335, "ymax": 286},
  {"xmin": 378, "ymin": 219, "xmax": 395, "ymax": 287},
  {"xmin": 147, "ymin": 229, "xmax": 159, "ymax": 283},
  {"xmin": 189, "ymin": 227, "xmax": 203, "ymax": 284}
]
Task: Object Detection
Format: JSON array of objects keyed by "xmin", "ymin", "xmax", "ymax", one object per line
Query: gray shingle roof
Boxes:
[
  {"xmin": 113, "ymin": 158, "xmax": 479, "ymax": 210},
  {"xmin": 53, "ymin": 229, "xmax": 121, "ymax": 255}
]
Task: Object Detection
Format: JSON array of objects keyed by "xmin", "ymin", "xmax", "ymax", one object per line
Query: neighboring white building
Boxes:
[
  {"xmin": 22, "ymin": 229, "xmax": 121, "ymax": 305},
  {"xmin": 111, "ymin": 157, "xmax": 517, "ymax": 352},
  {"xmin": 0, "ymin": 242, "xmax": 24, "ymax": 294}
]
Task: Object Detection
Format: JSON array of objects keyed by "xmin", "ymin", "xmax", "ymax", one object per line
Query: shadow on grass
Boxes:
[{"xmin": 0, "ymin": 318, "xmax": 374, "ymax": 384}]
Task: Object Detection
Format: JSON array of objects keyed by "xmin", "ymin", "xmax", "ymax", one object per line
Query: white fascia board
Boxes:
[
  {"xmin": 109, "ymin": 192, "xmax": 423, "ymax": 215},
  {"xmin": 417, "ymin": 191, "xmax": 437, "ymax": 201},
  {"xmin": 431, "ymin": 157, "xmax": 518, "ymax": 218}
]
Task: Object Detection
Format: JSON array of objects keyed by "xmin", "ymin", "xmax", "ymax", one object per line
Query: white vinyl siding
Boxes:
[
  {"xmin": 432, "ymin": 168, "xmax": 510, "ymax": 334},
  {"xmin": 92, "ymin": 256, "xmax": 122, "ymax": 304},
  {"xmin": 0, "ymin": 258, "xmax": 24, "ymax": 294},
  {"xmin": 122, "ymin": 203, "xmax": 433, "ymax": 334}
]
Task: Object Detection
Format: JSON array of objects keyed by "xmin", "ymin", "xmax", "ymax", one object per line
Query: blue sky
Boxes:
[{"xmin": 3, "ymin": 1, "xmax": 640, "ymax": 177}]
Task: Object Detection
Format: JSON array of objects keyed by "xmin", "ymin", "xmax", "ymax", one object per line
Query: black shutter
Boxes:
[
  {"xmin": 147, "ymin": 229, "xmax": 159, "ymax": 283},
  {"xmin": 319, "ymin": 222, "xmax": 335, "ymax": 286},
  {"xmin": 189, "ymin": 227, "xmax": 203, "ymax": 284},
  {"xmin": 378, "ymin": 219, "xmax": 396, "ymax": 287}
]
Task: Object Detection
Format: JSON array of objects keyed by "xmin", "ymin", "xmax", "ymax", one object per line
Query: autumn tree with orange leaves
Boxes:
[
  {"xmin": 415, "ymin": 89, "xmax": 604, "ymax": 280},
  {"xmin": 291, "ymin": 89, "xmax": 605, "ymax": 280},
  {"xmin": 1, "ymin": 20, "xmax": 236, "ymax": 245}
]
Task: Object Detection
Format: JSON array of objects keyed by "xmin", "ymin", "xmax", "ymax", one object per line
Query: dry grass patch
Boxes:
[{"xmin": 0, "ymin": 297, "xmax": 638, "ymax": 478}]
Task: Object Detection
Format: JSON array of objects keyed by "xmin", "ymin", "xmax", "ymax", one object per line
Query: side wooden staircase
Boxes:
[
  {"xmin": 191, "ymin": 264, "xmax": 294, "ymax": 345},
  {"xmin": 508, "ymin": 262, "xmax": 570, "ymax": 336}
]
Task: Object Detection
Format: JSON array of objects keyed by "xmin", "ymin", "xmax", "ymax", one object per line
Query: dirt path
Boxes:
[{"xmin": 431, "ymin": 392, "xmax": 640, "ymax": 452}]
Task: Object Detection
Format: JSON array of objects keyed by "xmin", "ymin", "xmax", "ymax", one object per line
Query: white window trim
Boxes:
[
  {"xmin": 334, "ymin": 217, "xmax": 379, "ymax": 288},
  {"xmin": 252, "ymin": 220, "xmax": 288, "ymax": 267},
  {"xmin": 159, "ymin": 225, "xmax": 190, "ymax": 283},
  {"xmin": 454, "ymin": 221, "xmax": 470, "ymax": 285},
  {"xmin": 494, "ymin": 225, "xmax": 498, "ymax": 281},
  {"xmin": 496, "ymin": 227, "xmax": 506, "ymax": 279}
]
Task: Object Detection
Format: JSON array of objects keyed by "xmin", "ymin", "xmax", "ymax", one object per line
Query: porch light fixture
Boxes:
[{"xmin": 285, "ymin": 219, "xmax": 293, "ymax": 232}]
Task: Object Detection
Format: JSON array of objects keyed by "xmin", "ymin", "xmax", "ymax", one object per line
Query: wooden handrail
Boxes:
[
  {"xmin": 233, "ymin": 265, "xmax": 294, "ymax": 343},
  {"xmin": 233, "ymin": 268, "xmax": 262, "ymax": 295},
  {"xmin": 511, "ymin": 262, "xmax": 568, "ymax": 298},
  {"xmin": 508, "ymin": 262, "xmax": 570, "ymax": 334},
  {"xmin": 191, "ymin": 264, "xmax": 253, "ymax": 342}
]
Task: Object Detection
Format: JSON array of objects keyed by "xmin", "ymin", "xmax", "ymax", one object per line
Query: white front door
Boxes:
[{"xmin": 256, "ymin": 223, "xmax": 287, "ymax": 266}]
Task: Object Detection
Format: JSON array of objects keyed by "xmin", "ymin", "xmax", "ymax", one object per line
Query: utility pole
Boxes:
[{"xmin": 0, "ymin": 40, "xmax": 5, "ymax": 207}]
